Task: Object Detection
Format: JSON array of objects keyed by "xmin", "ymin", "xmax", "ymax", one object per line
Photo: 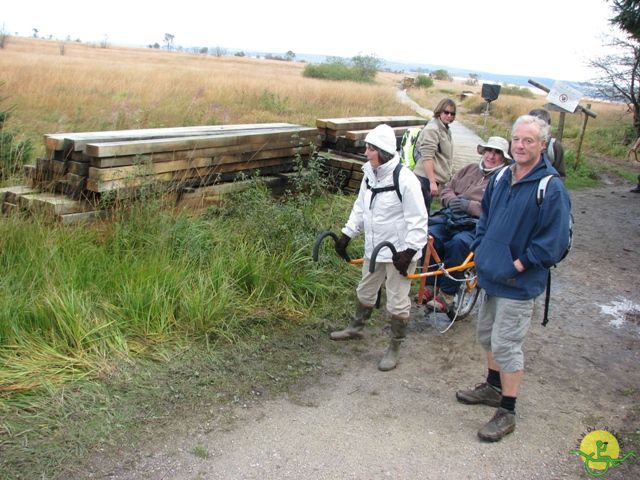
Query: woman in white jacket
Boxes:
[{"xmin": 330, "ymin": 124, "xmax": 428, "ymax": 371}]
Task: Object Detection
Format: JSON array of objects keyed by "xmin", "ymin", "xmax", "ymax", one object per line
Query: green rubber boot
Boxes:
[
  {"xmin": 378, "ymin": 315, "xmax": 408, "ymax": 371},
  {"xmin": 330, "ymin": 301, "xmax": 374, "ymax": 341}
]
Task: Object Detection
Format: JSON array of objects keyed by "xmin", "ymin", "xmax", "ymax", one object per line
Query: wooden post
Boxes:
[
  {"xmin": 557, "ymin": 112, "xmax": 566, "ymax": 142},
  {"xmin": 483, "ymin": 101, "xmax": 490, "ymax": 137},
  {"xmin": 574, "ymin": 104, "xmax": 591, "ymax": 171}
]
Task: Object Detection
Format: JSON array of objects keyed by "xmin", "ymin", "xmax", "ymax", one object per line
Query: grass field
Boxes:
[
  {"xmin": 1, "ymin": 37, "xmax": 411, "ymax": 159},
  {"xmin": 0, "ymin": 35, "xmax": 638, "ymax": 479}
]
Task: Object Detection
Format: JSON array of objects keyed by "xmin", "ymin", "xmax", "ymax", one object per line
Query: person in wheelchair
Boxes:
[{"xmin": 422, "ymin": 136, "xmax": 511, "ymax": 311}]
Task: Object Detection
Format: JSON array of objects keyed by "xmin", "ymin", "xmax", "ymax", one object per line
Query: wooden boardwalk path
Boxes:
[{"xmin": 450, "ymin": 121, "xmax": 484, "ymax": 173}]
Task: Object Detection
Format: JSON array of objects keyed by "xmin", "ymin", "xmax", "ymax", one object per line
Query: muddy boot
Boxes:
[
  {"xmin": 330, "ymin": 301, "xmax": 373, "ymax": 341},
  {"xmin": 378, "ymin": 315, "xmax": 408, "ymax": 371}
]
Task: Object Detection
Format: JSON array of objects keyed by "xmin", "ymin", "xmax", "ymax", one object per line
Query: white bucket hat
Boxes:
[
  {"xmin": 477, "ymin": 136, "xmax": 512, "ymax": 160},
  {"xmin": 364, "ymin": 124, "xmax": 397, "ymax": 155}
]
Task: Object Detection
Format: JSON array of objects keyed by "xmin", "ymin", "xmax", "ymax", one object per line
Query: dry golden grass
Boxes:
[
  {"xmin": 408, "ymin": 77, "xmax": 630, "ymax": 134},
  {"xmin": 1, "ymin": 37, "xmax": 412, "ymax": 156},
  {"xmin": 1, "ymin": 36, "xmax": 633, "ymax": 161}
]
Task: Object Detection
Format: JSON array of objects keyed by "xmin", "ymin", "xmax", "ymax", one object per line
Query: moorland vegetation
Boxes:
[{"xmin": 0, "ymin": 35, "xmax": 637, "ymax": 478}]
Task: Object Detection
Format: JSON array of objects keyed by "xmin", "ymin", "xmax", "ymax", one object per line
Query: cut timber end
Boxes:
[
  {"xmin": 1, "ymin": 185, "xmax": 39, "ymax": 204},
  {"xmin": 17, "ymin": 192, "xmax": 96, "ymax": 216}
]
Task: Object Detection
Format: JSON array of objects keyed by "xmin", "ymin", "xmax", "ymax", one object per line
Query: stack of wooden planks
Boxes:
[
  {"xmin": 8, "ymin": 123, "xmax": 318, "ymax": 223},
  {"xmin": 36, "ymin": 123, "xmax": 319, "ymax": 196},
  {"xmin": 316, "ymin": 116, "xmax": 427, "ymax": 193},
  {"xmin": 3, "ymin": 117, "xmax": 431, "ymax": 223},
  {"xmin": 317, "ymin": 151, "xmax": 366, "ymax": 195},
  {"xmin": 316, "ymin": 115, "xmax": 425, "ymax": 154}
]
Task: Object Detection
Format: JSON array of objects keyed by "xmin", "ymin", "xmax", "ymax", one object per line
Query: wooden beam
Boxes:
[
  {"xmin": 17, "ymin": 192, "xmax": 94, "ymax": 216},
  {"xmin": 88, "ymin": 142, "xmax": 314, "ymax": 168},
  {"xmin": 44, "ymin": 123, "xmax": 298, "ymax": 151},
  {"xmin": 344, "ymin": 125, "xmax": 424, "ymax": 141},
  {"xmin": 85, "ymin": 157, "xmax": 297, "ymax": 192},
  {"xmin": 83, "ymin": 127, "xmax": 318, "ymax": 158},
  {"xmin": 87, "ymin": 148, "xmax": 312, "ymax": 182},
  {"xmin": 317, "ymin": 116, "xmax": 424, "ymax": 131}
]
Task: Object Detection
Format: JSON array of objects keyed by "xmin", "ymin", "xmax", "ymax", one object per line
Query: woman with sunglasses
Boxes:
[{"xmin": 414, "ymin": 98, "xmax": 457, "ymax": 213}]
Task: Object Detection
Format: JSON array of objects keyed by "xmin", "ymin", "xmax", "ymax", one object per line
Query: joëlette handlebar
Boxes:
[
  {"xmin": 312, "ymin": 230, "xmax": 363, "ymax": 265},
  {"xmin": 369, "ymin": 240, "xmax": 474, "ymax": 279}
]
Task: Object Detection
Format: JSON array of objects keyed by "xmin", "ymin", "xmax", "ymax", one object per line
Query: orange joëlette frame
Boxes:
[{"xmin": 348, "ymin": 236, "xmax": 475, "ymax": 306}]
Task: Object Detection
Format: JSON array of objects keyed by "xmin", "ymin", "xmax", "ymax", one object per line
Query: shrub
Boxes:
[
  {"xmin": 431, "ymin": 69, "xmax": 452, "ymax": 81},
  {"xmin": 414, "ymin": 75, "xmax": 434, "ymax": 88},
  {"xmin": 303, "ymin": 55, "xmax": 380, "ymax": 83},
  {"xmin": 500, "ymin": 84, "xmax": 535, "ymax": 99}
]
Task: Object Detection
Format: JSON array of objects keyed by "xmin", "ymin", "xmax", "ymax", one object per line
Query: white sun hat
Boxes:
[
  {"xmin": 477, "ymin": 136, "xmax": 512, "ymax": 160},
  {"xmin": 364, "ymin": 124, "xmax": 397, "ymax": 155}
]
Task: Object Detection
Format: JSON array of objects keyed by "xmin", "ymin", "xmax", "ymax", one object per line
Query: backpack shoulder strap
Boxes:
[
  {"xmin": 493, "ymin": 165, "xmax": 510, "ymax": 187},
  {"xmin": 536, "ymin": 174, "xmax": 555, "ymax": 206},
  {"xmin": 537, "ymin": 173, "xmax": 569, "ymax": 327},
  {"xmin": 547, "ymin": 138, "xmax": 556, "ymax": 163},
  {"xmin": 393, "ymin": 162, "xmax": 403, "ymax": 202},
  {"xmin": 542, "ymin": 270, "xmax": 552, "ymax": 327},
  {"xmin": 365, "ymin": 163, "xmax": 404, "ymax": 205}
]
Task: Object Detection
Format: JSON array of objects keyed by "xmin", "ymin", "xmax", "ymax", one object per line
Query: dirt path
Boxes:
[{"xmin": 79, "ymin": 148, "xmax": 640, "ymax": 478}]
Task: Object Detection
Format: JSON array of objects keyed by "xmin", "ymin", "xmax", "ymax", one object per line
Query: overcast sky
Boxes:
[{"xmin": 2, "ymin": 0, "xmax": 620, "ymax": 82}]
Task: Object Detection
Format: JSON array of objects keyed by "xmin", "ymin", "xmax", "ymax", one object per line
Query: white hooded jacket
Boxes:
[{"xmin": 342, "ymin": 155, "xmax": 428, "ymax": 262}]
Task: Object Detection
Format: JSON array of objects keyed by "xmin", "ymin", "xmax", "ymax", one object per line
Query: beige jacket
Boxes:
[{"xmin": 414, "ymin": 117, "xmax": 454, "ymax": 185}]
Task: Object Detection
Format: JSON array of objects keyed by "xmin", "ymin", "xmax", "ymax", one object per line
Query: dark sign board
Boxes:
[{"xmin": 481, "ymin": 84, "xmax": 501, "ymax": 103}]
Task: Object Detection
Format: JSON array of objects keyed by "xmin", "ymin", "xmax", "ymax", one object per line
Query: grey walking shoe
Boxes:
[
  {"xmin": 455, "ymin": 382, "xmax": 502, "ymax": 407},
  {"xmin": 477, "ymin": 407, "xmax": 516, "ymax": 442}
]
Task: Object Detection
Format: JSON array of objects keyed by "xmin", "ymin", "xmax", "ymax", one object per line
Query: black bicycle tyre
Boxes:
[{"xmin": 452, "ymin": 281, "xmax": 480, "ymax": 320}]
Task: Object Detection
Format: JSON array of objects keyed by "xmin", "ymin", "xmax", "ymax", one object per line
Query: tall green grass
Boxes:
[{"xmin": 0, "ymin": 179, "xmax": 358, "ymax": 411}]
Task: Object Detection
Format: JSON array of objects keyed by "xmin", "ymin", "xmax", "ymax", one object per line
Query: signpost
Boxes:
[
  {"xmin": 481, "ymin": 83, "xmax": 501, "ymax": 135},
  {"xmin": 528, "ymin": 79, "xmax": 597, "ymax": 170},
  {"xmin": 546, "ymin": 81, "xmax": 583, "ymax": 113}
]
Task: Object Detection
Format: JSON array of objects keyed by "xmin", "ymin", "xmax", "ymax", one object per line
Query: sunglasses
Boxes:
[
  {"xmin": 442, "ymin": 110, "xmax": 456, "ymax": 117},
  {"xmin": 483, "ymin": 148, "xmax": 503, "ymax": 155}
]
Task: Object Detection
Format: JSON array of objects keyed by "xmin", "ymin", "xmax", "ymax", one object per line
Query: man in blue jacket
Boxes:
[{"xmin": 455, "ymin": 115, "xmax": 572, "ymax": 442}]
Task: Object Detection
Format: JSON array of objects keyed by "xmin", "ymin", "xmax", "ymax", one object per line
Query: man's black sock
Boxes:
[
  {"xmin": 487, "ymin": 369, "xmax": 502, "ymax": 391},
  {"xmin": 500, "ymin": 395, "xmax": 516, "ymax": 413}
]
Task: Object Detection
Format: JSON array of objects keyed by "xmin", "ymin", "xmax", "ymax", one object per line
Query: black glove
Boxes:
[
  {"xmin": 335, "ymin": 234, "xmax": 351, "ymax": 262},
  {"xmin": 448, "ymin": 197, "xmax": 470, "ymax": 215},
  {"xmin": 392, "ymin": 248, "xmax": 417, "ymax": 276}
]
